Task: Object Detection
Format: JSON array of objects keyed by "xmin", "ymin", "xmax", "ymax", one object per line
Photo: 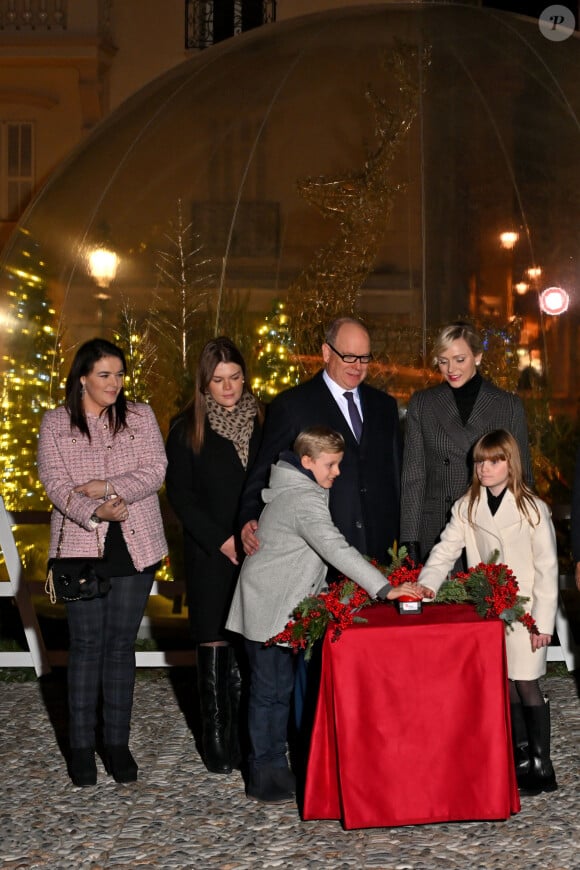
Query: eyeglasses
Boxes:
[{"xmin": 326, "ymin": 342, "xmax": 373, "ymax": 365}]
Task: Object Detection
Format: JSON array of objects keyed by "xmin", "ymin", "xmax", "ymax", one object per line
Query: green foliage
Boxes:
[
  {"xmin": 386, "ymin": 544, "xmax": 408, "ymax": 570},
  {"xmin": 434, "ymin": 551, "xmax": 533, "ymax": 631},
  {"xmin": 432, "ymin": 579, "xmax": 469, "ymax": 604}
]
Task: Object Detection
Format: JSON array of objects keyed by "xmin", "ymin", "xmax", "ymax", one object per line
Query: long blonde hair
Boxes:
[{"xmin": 467, "ymin": 429, "xmax": 539, "ymax": 526}]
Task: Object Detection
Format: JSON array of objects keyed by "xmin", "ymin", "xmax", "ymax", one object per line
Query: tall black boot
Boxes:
[
  {"xmin": 519, "ymin": 702, "xmax": 558, "ymax": 795},
  {"xmin": 197, "ymin": 645, "xmax": 232, "ymax": 774},
  {"xmin": 510, "ymin": 701, "xmax": 530, "ymax": 784}
]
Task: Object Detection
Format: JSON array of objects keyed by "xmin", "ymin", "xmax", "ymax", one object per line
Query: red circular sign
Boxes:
[{"xmin": 539, "ymin": 286, "xmax": 569, "ymax": 315}]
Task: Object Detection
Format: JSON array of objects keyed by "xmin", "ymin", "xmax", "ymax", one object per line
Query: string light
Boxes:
[
  {"xmin": 252, "ymin": 301, "xmax": 301, "ymax": 400},
  {"xmin": 0, "ymin": 229, "xmax": 63, "ymax": 510}
]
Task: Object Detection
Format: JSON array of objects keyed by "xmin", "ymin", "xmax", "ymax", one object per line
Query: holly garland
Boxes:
[
  {"xmin": 267, "ymin": 547, "xmax": 537, "ymax": 659},
  {"xmin": 434, "ymin": 550, "xmax": 538, "ymax": 634}
]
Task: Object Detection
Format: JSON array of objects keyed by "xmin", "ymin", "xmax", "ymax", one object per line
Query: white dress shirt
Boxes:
[{"xmin": 322, "ymin": 370, "xmax": 363, "ymax": 439}]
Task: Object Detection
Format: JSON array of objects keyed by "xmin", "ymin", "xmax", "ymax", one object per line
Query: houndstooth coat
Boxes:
[{"xmin": 400, "ymin": 378, "xmax": 532, "ymax": 561}]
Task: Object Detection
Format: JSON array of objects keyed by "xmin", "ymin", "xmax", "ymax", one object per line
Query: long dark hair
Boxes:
[
  {"xmin": 184, "ymin": 336, "xmax": 262, "ymax": 453},
  {"xmin": 65, "ymin": 338, "xmax": 128, "ymax": 439}
]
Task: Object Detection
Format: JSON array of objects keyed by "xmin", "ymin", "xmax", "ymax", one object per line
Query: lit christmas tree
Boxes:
[
  {"xmin": 0, "ymin": 227, "xmax": 62, "ymax": 510},
  {"xmin": 251, "ymin": 300, "xmax": 301, "ymax": 401}
]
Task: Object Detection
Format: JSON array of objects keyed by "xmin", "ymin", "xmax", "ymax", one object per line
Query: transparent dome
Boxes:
[{"xmin": 1, "ymin": 2, "xmax": 579, "ymax": 415}]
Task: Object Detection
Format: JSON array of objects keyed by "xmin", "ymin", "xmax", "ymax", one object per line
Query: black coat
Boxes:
[
  {"xmin": 238, "ymin": 371, "xmax": 402, "ymax": 563},
  {"xmin": 165, "ymin": 413, "xmax": 262, "ymax": 643}
]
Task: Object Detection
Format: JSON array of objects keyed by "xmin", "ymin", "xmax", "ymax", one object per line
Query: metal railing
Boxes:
[
  {"xmin": 0, "ymin": 497, "xmax": 194, "ymax": 674},
  {"xmin": 0, "ymin": 0, "xmax": 67, "ymax": 31},
  {"xmin": 185, "ymin": 0, "xmax": 276, "ymax": 50},
  {"xmin": 0, "ymin": 495, "xmax": 577, "ymax": 674}
]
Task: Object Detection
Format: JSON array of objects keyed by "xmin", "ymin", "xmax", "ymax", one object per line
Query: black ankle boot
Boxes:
[
  {"xmin": 197, "ymin": 645, "xmax": 232, "ymax": 774},
  {"xmin": 104, "ymin": 745, "xmax": 138, "ymax": 783},
  {"xmin": 247, "ymin": 766, "xmax": 295, "ymax": 803},
  {"xmin": 69, "ymin": 747, "xmax": 97, "ymax": 787},
  {"xmin": 271, "ymin": 764, "xmax": 296, "ymax": 794},
  {"xmin": 519, "ymin": 702, "xmax": 558, "ymax": 795}
]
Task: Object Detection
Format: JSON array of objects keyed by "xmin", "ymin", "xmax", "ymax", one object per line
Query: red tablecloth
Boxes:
[{"xmin": 302, "ymin": 602, "xmax": 520, "ymax": 829}]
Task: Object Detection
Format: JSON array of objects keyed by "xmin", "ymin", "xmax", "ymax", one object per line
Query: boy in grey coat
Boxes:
[{"xmin": 226, "ymin": 426, "xmax": 425, "ymax": 803}]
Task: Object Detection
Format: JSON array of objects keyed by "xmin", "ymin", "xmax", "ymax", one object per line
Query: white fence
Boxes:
[
  {"xmin": 0, "ymin": 497, "xmax": 194, "ymax": 675},
  {"xmin": 0, "ymin": 496, "xmax": 577, "ymax": 676}
]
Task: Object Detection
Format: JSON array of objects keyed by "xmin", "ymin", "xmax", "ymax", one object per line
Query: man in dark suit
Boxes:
[{"xmin": 239, "ymin": 317, "xmax": 402, "ymax": 564}]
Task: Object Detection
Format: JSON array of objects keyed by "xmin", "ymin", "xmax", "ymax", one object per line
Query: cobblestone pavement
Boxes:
[{"xmin": 1, "ymin": 669, "xmax": 578, "ymax": 870}]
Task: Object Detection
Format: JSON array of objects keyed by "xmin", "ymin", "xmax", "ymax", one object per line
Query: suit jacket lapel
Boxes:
[
  {"xmin": 464, "ymin": 380, "xmax": 496, "ymax": 440},
  {"xmin": 432, "ymin": 385, "xmax": 473, "ymax": 453},
  {"xmin": 433, "ymin": 379, "xmax": 497, "ymax": 454}
]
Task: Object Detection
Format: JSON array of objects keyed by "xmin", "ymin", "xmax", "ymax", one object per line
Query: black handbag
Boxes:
[{"xmin": 45, "ymin": 492, "xmax": 111, "ymax": 604}]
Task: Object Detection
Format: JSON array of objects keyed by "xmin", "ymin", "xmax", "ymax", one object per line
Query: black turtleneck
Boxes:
[
  {"xmin": 486, "ymin": 486, "xmax": 507, "ymax": 516},
  {"xmin": 448, "ymin": 370, "xmax": 483, "ymax": 425}
]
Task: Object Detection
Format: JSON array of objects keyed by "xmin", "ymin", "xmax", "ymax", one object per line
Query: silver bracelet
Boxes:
[{"xmin": 104, "ymin": 480, "xmax": 109, "ymax": 499}]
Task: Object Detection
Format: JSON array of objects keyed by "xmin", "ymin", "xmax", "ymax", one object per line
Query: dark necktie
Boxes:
[{"xmin": 343, "ymin": 391, "xmax": 363, "ymax": 442}]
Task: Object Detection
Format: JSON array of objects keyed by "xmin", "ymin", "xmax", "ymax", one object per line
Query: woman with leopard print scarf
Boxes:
[{"xmin": 166, "ymin": 337, "xmax": 264, "ymax": 775}]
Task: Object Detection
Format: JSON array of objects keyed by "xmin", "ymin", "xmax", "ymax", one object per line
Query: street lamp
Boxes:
[
  {"xmin": 499, "ymin": 231, "xmax": 519, "ymax": 319},
  {"xmin": 88, "ymin": 247, "xmax": 119, "ymax": 287},
  {"xmin": 499, "ymin": 231, "xmax": 518, "ymax": 250},
  {"xmin": 87, "ymin": 246, "xmax": 119, "ymax": 327}
]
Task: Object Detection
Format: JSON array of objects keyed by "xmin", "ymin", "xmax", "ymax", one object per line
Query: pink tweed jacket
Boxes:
[{"xmin": 37, "ymin": 403, "xmax": 167, "ymax": 572}]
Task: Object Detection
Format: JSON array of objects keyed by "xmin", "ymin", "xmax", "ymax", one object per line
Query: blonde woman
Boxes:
[{"xmin": 401, "ymin": 321, "xmax": 532, "ymax": 564}]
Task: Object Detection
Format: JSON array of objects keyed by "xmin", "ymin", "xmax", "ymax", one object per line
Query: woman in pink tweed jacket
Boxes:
[{"xmin": 37, "ymin": 338, "xmax": 167, "ymax": 788}]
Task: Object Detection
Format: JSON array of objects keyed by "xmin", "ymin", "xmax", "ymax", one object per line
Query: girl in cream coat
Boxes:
[{"xmin": 419, "ymin": 429, "xmax": 558, "ymax": 796}]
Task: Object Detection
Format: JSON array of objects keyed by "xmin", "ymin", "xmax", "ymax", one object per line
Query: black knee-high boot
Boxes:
[
  {"xmin": 510, "ymin": 701, "xmax": 530, "ymax": 783},
  {"xmin": 197, "ymin": 645, "xmax": 232, "ymax": 774},
  {"xmin": 519, "ymin": 701, "xmax": 558, "ymax": 795}
]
